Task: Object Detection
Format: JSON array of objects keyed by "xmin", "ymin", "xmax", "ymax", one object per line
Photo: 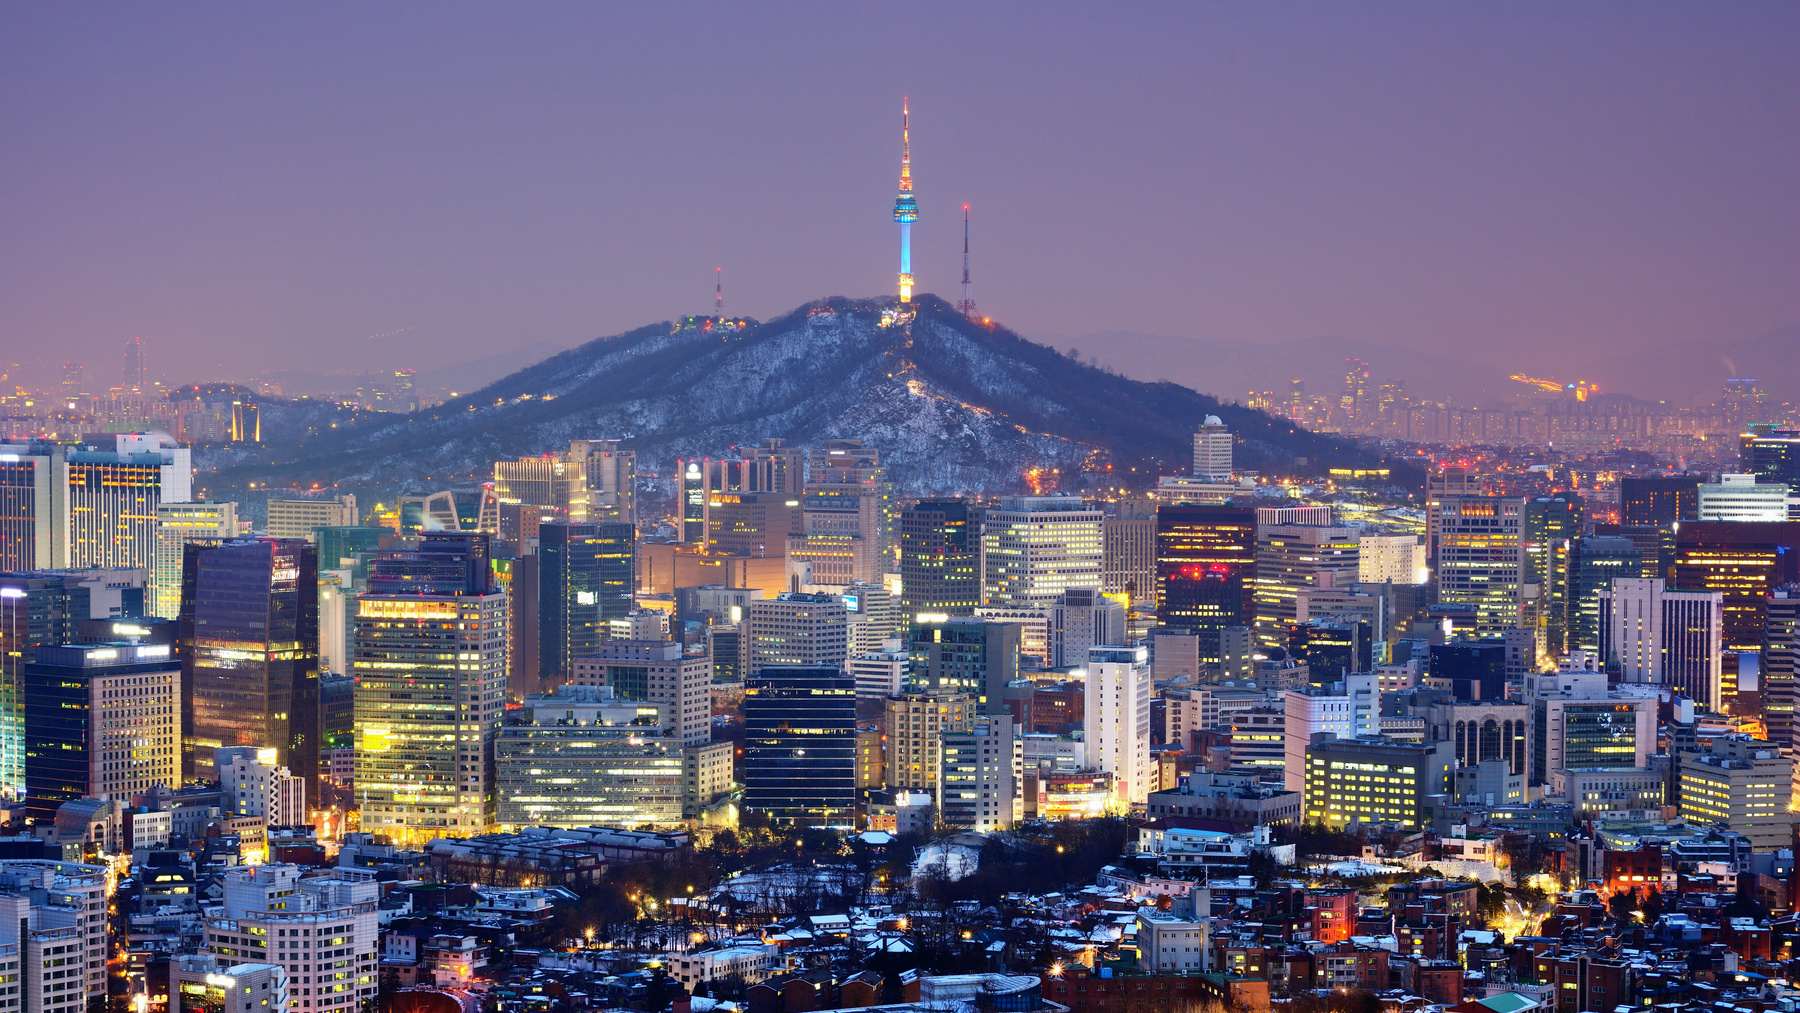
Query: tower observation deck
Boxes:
[{"xmin": 893, "ymin": 98, "xmax": 918, "ymax": 303}]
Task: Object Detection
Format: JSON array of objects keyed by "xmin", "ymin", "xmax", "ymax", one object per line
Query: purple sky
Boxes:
[{"xmin": 2, "ymin": 4, "xmax": 1796, "ymax": 388}]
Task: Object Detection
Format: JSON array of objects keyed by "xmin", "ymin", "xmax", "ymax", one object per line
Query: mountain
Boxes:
[
  {"xmin": 260, "ymin": 341, "xmax": 572, "ymax": 398},
  {"xmin": 205, "ymin": 295, "xmax": 1418, "ymax": 499}
]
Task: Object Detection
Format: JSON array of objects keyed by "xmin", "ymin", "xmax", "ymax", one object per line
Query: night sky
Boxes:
[{"xmin": 2, "ymin": 4, "xmax": 1796, "ymax": 387}]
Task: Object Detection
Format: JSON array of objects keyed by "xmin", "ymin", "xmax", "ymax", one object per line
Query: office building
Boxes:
[
  {"xmin": 851, "ymin": 639, "xmax": 907, "ymax": 700},
  {"xmin": 1434, "ymin": 496, "xmax": 1523, "ymax": 636},
  {"xmin": 1303, "ymin": 736, "xmax": 1453, "ymax": 830},
  {"xmin": 0, "ymin": 859, "xmax": 109, "ymax": 1010},
  {"xmin": 745, "ymin": 592, "xmax": 848, "ymax": 676},
  {"xmin": 1422, "ymin": 699, "xmax": 1529, "ymax": 778},
  {"xmin": 1620, "ymin": 476, "xmax": 1701, "ymax": 529},
  {"xmin": 843, "ymin": 579, "xmax": 901, "ymax": 654},
  {"xmin": 171, "ymin": 954, "xmax": 288, "ymax": 1013},
  {"xmin": 1677, "ymin": 735, "xmax": 1796, "ymax": 850},
  {"xmin": 265, "ymin": 495, "xmax": 358, "ymax": 541},
  {"xmin": 396, "ymin": 490, "xmax": 465, "ymax": 534},
  {"xmin": 787, "ymin": 441, "xmax": 894, "ymax": 587},
  {"xmin": 569, "ymin": 639, "xmax": 711, "ymax": 746},
  {"xmin": 1192, "ymin": 415, "xmax": 1233, "ymax": 482},
  {"xmin": 1591, "ymin": 522, "xmax": 1673, "ymax": 581},
  {"xmin": 178, "ymin": 538, "xmax": 319, "ymax": 791},
  {"xmin": 1599, "ymin": 578, "xmax": 1724, "ymax": 709},
  {"xmin": 21, "ymin": 642, "xmax": 179, "ymax": 824},
  {"xmin": 742, "ymin": 668, "xmax": 856, "ymax": 824},
  {"xmin": 313, "ymin": 525, "xmax": 382, "ymax": 575},
  {"xmin": 1295, "ymin": 585, "xmax": 1389, "ymax": 647},
  {"xmin": 982, "ymin": 496, "xmax": 1104, "ymax": 607},
  {"xmin": 1282, "ymin": 673, "xmax": 1378, "ymax": 792},
  {"xmin": 494, "ymin": 452, "xmax": 587, "ymax": 523},
  {"xmin": 1155, "ymin": 503, "xmax": 1257, "ymax": 663},
  {"xmin": 1254, "ymin": 510, "xmax": 1359, "ymax": 645},
  {"xmin": 683, "ymin": 741, "xmax": 735, "ymax": 819},
  {"xmin": 1522, "ymin": 495, "xmax": 1582, "ymax": 658},
  {"xmin": 884, "ymin": 692, "xmax": 975, "ymax": 791},
  {"xmin": 705, "ymin": 492, "xmax": 801, "ymax": 557},
  {"xmin": 1742, "ymin": 428, "xmax": 1800, "ymax": 488},
  {"xmin": 1567, "ymin": 535, "xmax": 1644, "ymax": 652},
  {"xmin": 1558, "ymin": 767, "xmax": 1666, "ymax": 815},
  {"xmin": 1227, "ymin": 708, "xmax": 1287, "ymax": 775},
  {"xmin": 0, "ymin": 443, "xmax": 59, "ymax": 571},
  {"xmin": 1671, "ymin": 521, "xmax": 1800, "ymax": 652},
  {"xmin": 1287, "ymin": 619, "xmax": 1373, "ymax": 682},
  {"xmin": 205, "ymin": 864, "xmax": 380, "ymax": 1013},
  {"xmin": 151, "ymin": 501, "xmax": 238, "ymax": 620},
  {"xmin": 496, "ymin": 685, "xmax": 682, "ymax": 828},
  {"xmin": 1085, "ymin": 646, "xmax": 1152, "ymax": 805},
  {"xmin": 1425, "ymin": 467, "xmax": 1482, "ymax": 567},
  {"xmin": 1429, "ymin": 639, "xmax": 1508, "ymax": 702},
  {"xmin": 1525, "ymin": 662, "xmax": 1658, "ymax": 787},
  {"xmin": 1698, "ymin": 473, "xmax": 1790, "ymax": 523},
  {"xmin": 898, "ymin": 499, "xmax": 980, "ymax": 618},
  {"xmin": 1048, "ymin": 589, "xmax": 1126, "ymax": 669},
  {"xmin": 1102, "ymin": 498, "xmax": 1157, "ymax": 603},
  {"xmin": 905, "ymin": 616, "xmax": 1020, "ymax": 713},
  {"xmin": 707, "ymin": 624, "xmax": 742, "ymax": 683},
  {"xmin": 217, "ymin": 746, "xmax": 307, "ymax": 829},
  {"xmin": 1358, "ymin": 534, "xmax": 1426, "ymax": 586},
  {"xmin": 354, "ymin": 533, "xmax": 507, "ymax": 844},
  {"xmin": 569, "ymin": 439, "xmax": 636, "ymax": 527},
  {"xmin": 1764, "ymin": 586, "xmax": 1799, "ymax": 799},
  {"xmin": 67, "ymin": 434, "xmax": 193, "ymax": 571},
  {"xmin": 939, "ymin": 715, "xmax": 1021, "ymax": 832},
  {"xmin": 537, "ymin": 521, "xmax": 634, "ymax": 688},
  {"xmin": 973, "ymin": 604, "xmax": 1050, "ymax": 667}
]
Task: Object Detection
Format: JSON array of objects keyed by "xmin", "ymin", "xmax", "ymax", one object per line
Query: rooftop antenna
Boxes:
[
  {"xmin": 957, "ymin": 204, "xmax": 977, "ymax": 319},
  {"xmin": 715, "ymin": 267, "xmax": 723, "ymax": 316}
]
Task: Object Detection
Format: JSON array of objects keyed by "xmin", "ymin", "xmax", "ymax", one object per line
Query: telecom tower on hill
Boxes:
[{"xmin": 893, "ymin": 98, "xmax": 918, "ymax": 303}]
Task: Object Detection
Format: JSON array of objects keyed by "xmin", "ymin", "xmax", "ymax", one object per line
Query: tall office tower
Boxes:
[
  {"xmin": 983, "ymin": 495, "xmax": 1104, "ymax": 607},
  {"xmin": 1741, "ymin": 427, "xmax": 1800, "ymax": 488},
  {"xmin": 1523, "ymin": 663, "xmax": 1657, "ymax": 787},
  {"xmin": 569, "ymin": 439, "xmax": 637, "ymax": 527},
  {"xmin": 1155, "ymin": 503, "xmax": 1257, "ymax": 664},
  {"xmin": 313, "ymin": 525, "xmax": 382, "ymax": 575},
  {"xmin": 151, "ymin": 501, "xmax": 237, "ymax": 619},
  {"xmin": 884, "ymin": 692, "xmax": 974, "ymax": 790},
  {"xmin": 1253, "ymin": 508, "xmax": 1359, "ymax": 645},
  {"xmin": 1567, "ymin": 535, "xmax": 1644, "ymax": 652},
  {"xmin": 1103, "ymin": 498, "xmax": 1157, "ymax": 603},
  {"xmin": 122, "ymin": 336, "xmax": 146, "ymax": 392},
  {"xmin": 1358, "ymin": 534, "xmax": 1426, "ymax": 585},
  {"xmin": 905, "ymin": 616, "xmax": 1021, "ymax": 713},
  {"xmin": 844, "ymin": 579, "xmax": 901, "ymax": 654},
  {"xmin": 1049, "ymin": 589, "xmax": 1127, "ymax": 668},
  {"xmin": 1620, "ymin": 474, "xmax": 1702, "ymax": 528},
  {"xmin": 742, "ymin": 438, "xmax": 808, "ymax": 496},
  {"xmin": 1085, "ymin": 645, "xmax": 1151, "ymax": 805},
  {"xmin": 745, "ymin": 592, "xmax": 848, "ymax": 676},
  {"xmin": 1303, "ymin": 737, "xmax": 1452, "ymax": 831},
  {"xmin": 569, "ymin": 640, "xmax": 711, "ymax": 746},
  {"xmin": 1282, "ymin": 673, "xmax": 1379, "ymax": 791},
  {"xmin": 354, "ymin": 533, "xmax": 507, "ymax": 843},
  {"xmin": 494, "ymin": 453, "xmax": 587, "ymax": 523},
  {"xmin": 790, "ymin": 440, "xmax": 894, "ymax": 586},
  {"xmin": 1599, "ymin": 578, "xmax": 1724, "ymax": 708},
  {"xmin": 1425, "ymin": 467, "xmax": 1481, "ymax": 566},
  {"xmin": 1591, "ymin": 522, "xmax": 1673, "ymax": 580},
  {"xmin": 536, "ymin": 521, "xmax": 634, "ymax": 690},
  {"xmin": 1763, "ymin": 586, "xmax": 1799, "ymax": 798},
  {"xmin": 677, "ymin": 459, "xmax": 707, "ymax": 543},
  {"xmin": 706, "ymin": 493, "xmax": 802, "ymax": 557},
  {"xmin": 1677, "ymin": 735, "xmax": 1795, "ymax": 850},
  {"xmin": 939, "ymin": 714, "xmax": 1021, "ymax": 832},
  {"xmin": 1522, "ymin": 495, "xmax": 1582, "ymax": 658},
  {"xmin": 1671, "ymin": 521, "xmax": 1800, "ymax": 653},
  {"xmin": 265, "ymin": 495, "xmax": 358, "ymax": 541},
  {"xmin": 21, "ymin": 642, "xmax": 179, "ymax": 823},
  {"xmin": 1288, "ymin": 619, "xmax": 1373, "ymax": 681},
  {"xmin": 396, "ymin": 490, "xmax": 461, "ymax": 535},
  {"xmin": 496, "ymin": 686, "xmax": 683, "ymax": 828},
  {"xmin": 59, "ymin": 361, "xmax": 85, "ymax": 396},
  {"xmin": 0, "ymin": 860, "xmax": 109, "ymax": 1008},
  {"xmin": 1192, "ymin": 416, "xmax": 1233, "ymax": 482},
  {"xmin": 66, "ymin": 433, "xmax": 192, "ymax": 569},
  {"xmin": 171, "ymin": 954, "xmax": 289, "ymax": 1013},
  {"xmin": 1434, "ymin": 496, "xmax": 1524, "ymax": 636},
  {"xmin": 1699, "ymin": 473, "xmax": 1790, "ymax": 522},
  {"xmin": 0, "ymin": 443, "xmax": 58, "ymax": 571},
  {"xmin": 743, "ymin": 667, "xmax": 856, "ymax": 823},
  {"xmin": 892, "ymin": 97, "xmax": 918, "ymax": 302},
  {"xmin": 217, "ymin": 746, "xmax": 307, "ymax": 828},
  {"xmin": 899, "ymin": 499, "xmax": 980, "ymax": 619},
  {"xmin": 179, "ymin": 538, "xmax": 319, "ymax": 791},
  {"xmin": 1341, "ymin": 358, "xmax": 1371, "ymax": 426},
  {"xmin": 206, "ymin": 865, "xmax": 380, "ymax": 1013}
]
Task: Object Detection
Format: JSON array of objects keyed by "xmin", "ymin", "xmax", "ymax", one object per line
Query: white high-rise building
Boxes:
[
  {"xmin": 1601, "ymin": 578, "xmax": 1725, "ymax": 709},
  {"xmin": 0, "ymin": 861, "xmax": 108, "ymax": 1013},
  {"xmin": 1084, "ymin": 645, "xmax": 1152, "ymax": 805},
  {"xmin": 938, "ymin": 714, "xmax": 1022, "ymax": 832},
  {"xmin": 171, "ymin": 954, "xmax": 289, "ymax": 1013},
  {"xmin": 1282, "ymin": 673, "xmax": 1379, "ymax": 792},
  {"xmin": 207, "ymin": 865, "xmax": 380, "ymax": 1013},
  {"xmin": 1358, "ymin": 534, "xmax": 1427, "ymax": 585},
  {"xmin": 1048, "ymin": 589, "xmax": 1127, "ymax": 668},
  {"xmin": 1698, "ymin": 473, "xmax": 1789, "ymax": 522},
  {"xmin": 570, "ymin": 640, "xmax": 711, "ymax": 746},
  {"xmin": 744, "ymin": 592, "xmax": 849, "ymax": 676},
  {"xmin": 982, "ymin": 496, "xmax": 1104, "ymax": 607},
  {"xmin": 1192, "ymin": 416, "xmax": 1233, "ymax": 482},
  {"xmin": 152, "ymin": 501, "xmax": 238, "ymax": 619},
  {"xmin": 850, "ymin": 638, "xmax": 907, "ymax": 700},
  {"xmin": 265, "ymin": 495, "xmax": 358, "ymax": 541},
  {"xmin": 218, "ymin": 746, "xmax": 308, "ymax": 829}
]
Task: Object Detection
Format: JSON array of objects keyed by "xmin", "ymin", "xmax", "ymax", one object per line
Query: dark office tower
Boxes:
[
  {"xmin": 742, "ymin": 667, "xmax": 855, "ymax": 824},
  {"xmin": 1155, "ymin": 504, "xmax": 1257, "ymax": 664},
  {"xmin": 1287, "ymin": 619, "xmax": 1373, "ymax": 682},
  {"xmin": 1566, "ymin": 535, "xmax": 1643, "ymax": 653},
  {"xmin": 366, "ymin": 529, "xmax": 492, "ymax": 593},
  {"xmin": 899, "ymin": 500, "xmax": 981, "ymax": 619},
  {"xmin": 314, "ymin": 525, "xmax": 384, "ymax": 576},
  {"xmin": 1620, "ymin": 476, "xmax": 1702, "ymax": 529},
  {"xmin": 1591, "ymin": 523, "xmax": 1673, "ymax": 581},
  {"xmin": 1741, "ymin": 427, "xmax": 1800, "ymax": 488},
  {"xmin": 23, "ymin": 642, "xmax": 180, "ymax": 824},
  {"xmin": 1523, "ymin": 495, "xmax": 1583, "ymax": 657},
  {"xmin": 318, "ymin": 673, "xmax": 354, "ymax": 753},
  {"xmin": 122, "ymin": 336, "xmax": 146, "ymax": 391},
  {"xmin": 1672, "ymin": 522, "xmax": 1800, "ymax": 653},
  {"xmin": 537, "ymin": 522, "xmax": 635, "ymax": 688},
  {"xmin": 906, "ymin": 616, "xmax": 1021, "ymax": 713},
  {"xmin": 1430, "ymin": 639, "xmax": 1508, "ymax": 702},
  {"xmin": 1764, "ymin": 586, "xmax": 1799, "ymax": 767},
  {"xmin": 678, "ymin": 459, "xmax": 707, "ymax": 543},
  {"xmin": 179, "ymin": 538, "xmax": 320, "ymax": 795}
]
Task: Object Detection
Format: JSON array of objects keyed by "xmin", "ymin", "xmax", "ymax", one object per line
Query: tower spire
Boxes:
[
  {"xmin": 892, "ymin": 97, "xmax": 918, "ymax": 303},
  {"xmin": 957, "ymin": 204, "xmax": 977, "ymax": 319}
]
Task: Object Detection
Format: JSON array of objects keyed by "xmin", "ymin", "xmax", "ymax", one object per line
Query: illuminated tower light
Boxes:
[{"xmin": 893, "ymin": 97, "xmax": 918, "ymax": 303}]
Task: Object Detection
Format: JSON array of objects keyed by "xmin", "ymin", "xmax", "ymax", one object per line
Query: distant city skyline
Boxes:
[{"xmin": 3, "ymin": 5, "xmax": 1797, "ymax": 398}]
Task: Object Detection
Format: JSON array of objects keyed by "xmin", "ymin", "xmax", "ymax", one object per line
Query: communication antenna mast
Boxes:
[
  {"xmin": 957, "ymin": 204, "xmax": 978, "ymax": 318},
  {"xmin": 715, "ymin": 267, "xmax": 723, "ymax": 316}
]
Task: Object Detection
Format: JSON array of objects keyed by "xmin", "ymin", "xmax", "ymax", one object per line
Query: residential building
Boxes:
[
  {"xmin": 151, "ymin": 501, "xmax": 237, "ymax": 619},
  {"xmin": 1677, "ymin": 734, "xmax": 1796, "ymax": 850},
  {"xmin": 495, "ymin": 685, "xmax": 682, "ymax": 828},
  {"xmin": 21, "ymin": 642, "xmax": 180, "ymax": 824},
  {"xmin": 898, "ymin": 499, "xmax": 980, "ymax": 619},
  {"xmin": 1155, "ymin": 503, "xmax": 1257, "ymax": 664},
  {"xmin": 569, "ymin": 639, "xmax": 711, "ymax": 746},
  {"xmin": 1698, "ymin": 473, "xmax": 1789, "ymax": 523},
  {"xmin": 1303, "ymin": 736, "xmax": 1454, "ymax": 830},
  {"xmin": 981, "ymin": 495, "xmax": 1103, "ymax": 607},
  {"xmin": 745, "ymin": 592, "xmax": 848, "ymax": 676},
  {"xmin": 1138, "ymin": 909, "xmax": 1211, "ymax": 973},
  {"xmin": 206, "ymin": 865, "xmax": 380, "ymax": 1013},
  {"xmin": 1085, "ymin": 646, "xmax": 1152, "ymax": 805},
  {"xmin": 742, "ymin": 668, "xmax": 855, "ymax": 824},
  {"xmin": 266, "ymin": 495, "xmax": 359, "ymax": 541}
]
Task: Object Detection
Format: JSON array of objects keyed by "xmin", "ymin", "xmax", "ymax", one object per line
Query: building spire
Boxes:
[{"xmin": 892, "ymin": 97, "xmax": 919, "ymax": 303}]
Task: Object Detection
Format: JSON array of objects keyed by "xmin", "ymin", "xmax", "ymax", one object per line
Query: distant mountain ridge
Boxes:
[{"xmin": 207, "ymin": 295, "xmax": 1418, "ymax": 498}]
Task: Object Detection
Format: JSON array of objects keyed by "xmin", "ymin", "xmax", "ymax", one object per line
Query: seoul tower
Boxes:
[{"xmin": 892, "ymin": 97, "xmax": 918, "ymax": 303}]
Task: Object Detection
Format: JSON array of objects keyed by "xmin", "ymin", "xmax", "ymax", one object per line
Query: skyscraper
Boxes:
[
  {"xmin": 1741, "ymin": 428, "xmax": 1800, "ymax": 489},
  {"xmin": 1085, "ymin": 645, "xmax": 1151, "ymax": 805},
  {"xmin": 1697, "ymin": 474, "xmax": 1790, "ymax": 523},
  {"xmin": 537, "ymin": 521, "xmax": 634, "ymax": 690},
  {"xmin": 1620, "ymin": 475, "xmax": 1701, "ymax": 529},
  {"xmin": 898, "ymin": 499, "xmax": 980, "ymax": 619},
  {"xmin": 122, "ymin": 336, "xmax": 146, "ymax": 392},
  {"xmin": 905, "ymin": 616, "xmax": 1020, "ymax": 713},
  {"xmin": 1522, "ymin": 495, "xmax": 1582, "ymax": 658},
  {"xmin": 1102, "ymin": 498, "xmax": 1157, "ymax": 603},
  {"xmin": 179, "ymin": 538, "xmax": 320, "ymax": 793},
  {"xmin": 1, "ymin": 436, "xmax": 192, "ymax": 572},
  {"xmin": 1434, "ymin": 496, "xmax": 1523, "ymax": 636},
  {"xmin": 743, "ymin": 668, "xmax": 856, "ymax": 824},
  {"xmin": 1253, "ymin": 508, "xmax": 1359, "ymax": 645},
  {"xmin": 745, "ymin": 592, "xmax": 848, "ymax": 676},
  {"xmin": 1567, "ymin": 535, "xmax": 1644, "ymax": 652},
  {"xmin": 151, "ymin": 501, "xmax": 238, "ymax": 620},
  {"xmin": 983, "ymin": 496, "xmax": 1104, "ymax": 607},
  {"xmin": 569, "ymin": 440, "xmax": 637, "ymax": 527},
  {"xmin": 893, "ymin": 98, "xmax": 918, "ymax": 303},
  {"xmin": 22, "ymin": 641, "xmax": 179, "ymax": 824},
  {"xmin": 1155, "ymin": 503, "xmax": 1257, "ymax": 664},
  {"xmin": 354, "ymin": 532, "xmax": 507, "ymax": 843},
  {"xmin": 494, "ymin": 453, "xmax": 587, "ymax": 523},
  {"xmin": 1671, "ymin": 521, "xmax": 1800, "ymax": 653},
  {"xmin": 1599, "ymin": 578, "xmax": 1723, "ymax": 710},
  {"xmin": 1192, "ymin": 416, "xmax": 1233, "ymax": 482},
  {"xmin": 266, "ymin": 495, "xmax": 358, "ymax": 541},
  {"xmin": 789, "ymin": 440, "xmax": 894, "ymax": 587}
]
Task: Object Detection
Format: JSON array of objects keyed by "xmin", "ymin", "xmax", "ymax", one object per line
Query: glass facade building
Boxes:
[
  {"xmin": 1672, "ymin": 521, "xmax": 1800, "ymax": 653},
  {"xmin": 743, "ymin": 667, "xmax": 856, "ymax": 824},
  {"xmin": 537, "ymin": 521, "xmax": 635, "ymax": 687},
  {"xmin": 1155, "ymin": 504, "xmax": 1257, "ymax": 664},
  {"xmin": 899, "ymin": 499, "xmax": 981, "ymax": 619},
  {"xmin": 495, "ymin": 686, "xmax": 680, "ymax": 828}
]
